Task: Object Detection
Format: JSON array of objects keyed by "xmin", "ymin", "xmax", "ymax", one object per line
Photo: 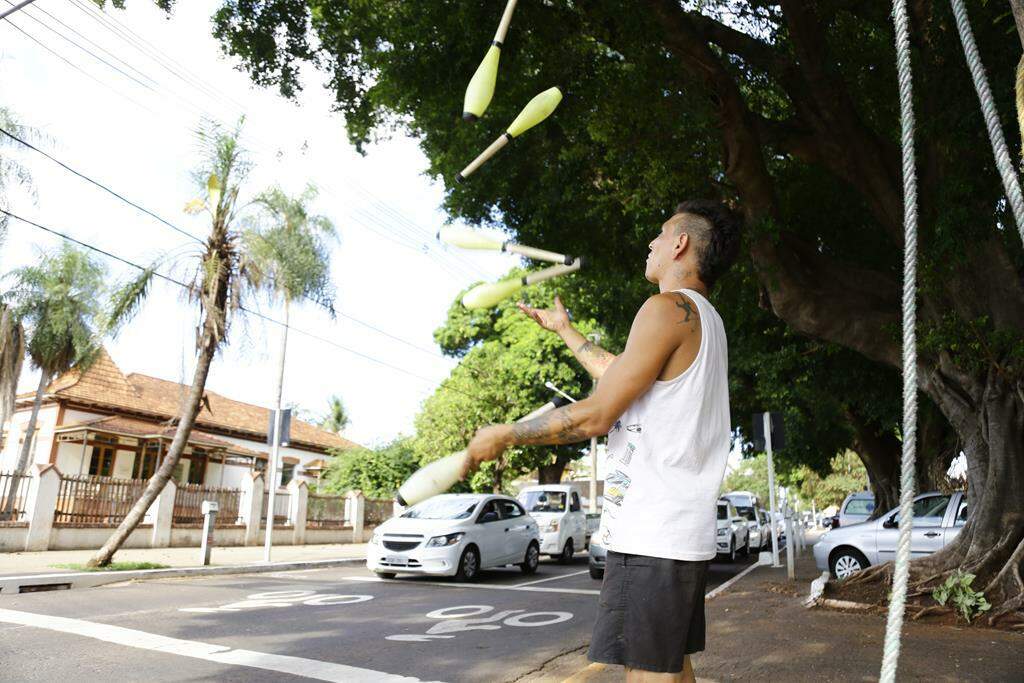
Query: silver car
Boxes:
[
  {"xmin": 813, "ymin": 491, "xmax": 968, "ymax": 579},
  {"xmin": 588, "ymin": 539, "xmax": 606, "ymax": 579},
  {"xmin": 838, "ymin": 491, "xmax": 876, "ymax": 527}
]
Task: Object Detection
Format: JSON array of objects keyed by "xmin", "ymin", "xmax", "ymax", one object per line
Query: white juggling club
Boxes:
[
  {"xmin": 462, "ymin": 258, "xmax": 582, "ymax": 310},
  {"xmin": 438, "ymin": 225, "xmax": 578, "ymax": 265},
  {"xmin": 462, "ymin": 0, "xmax": 519, "ymax": 122},
  {"xmin": 456, "ymin": 87, "xmax": 563, "ymax": 182}
]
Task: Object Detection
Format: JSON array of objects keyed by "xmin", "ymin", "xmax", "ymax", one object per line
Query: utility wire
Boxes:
[
  {"xmin": 0, "ymin": 209, "xmax": 474, "ymax": 396},
  {"xmin": 0, "ymin": 125, "xmax": 205, "ymax": 245}
]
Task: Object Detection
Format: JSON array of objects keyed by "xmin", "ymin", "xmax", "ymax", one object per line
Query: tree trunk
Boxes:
[
  {"xmin": 847, "ymin": 410, "xmax": 900, "ymax": 518},
  {"xmin": 88, "ymin": 237, "xmax": 231, "ymax": 567},
  {"xmin": 538, "ymin": 453, "xmax": 573, "ymax": 485},
  {"xmin": 13, "ymin": 370, "xmax": 49, "ymax": 474}
]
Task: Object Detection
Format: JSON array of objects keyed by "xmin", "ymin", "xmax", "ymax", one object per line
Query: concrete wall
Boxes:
[
  {"xmin": 1, "ymin": 403, "xmax": 60, "ymax": 470},
  {"xmin": 0, "ymin": 524, "xmax": 371, "ymax": 552}
]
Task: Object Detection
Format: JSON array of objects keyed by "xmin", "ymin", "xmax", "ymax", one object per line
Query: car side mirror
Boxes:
[
  {"xmin": 733, "ymin": 517, "xmax": 744, "ymax": 524},
  {"xmin": 882, "ymin": 515, "xmax": 897, "ymax": 529},
  {"xmin": 479, "ymin": 511, "xmax": 499, "ymax": 524}
]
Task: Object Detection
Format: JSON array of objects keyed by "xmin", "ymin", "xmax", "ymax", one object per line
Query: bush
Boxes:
[{"xmin": 932, "ymin": 570, "xmax": 991, "ymax": 623}]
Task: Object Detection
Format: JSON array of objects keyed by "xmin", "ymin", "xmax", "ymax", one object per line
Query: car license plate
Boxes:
[{"xmin": 385, "ymin": 555, "xmax": 405, "ymax": 565}]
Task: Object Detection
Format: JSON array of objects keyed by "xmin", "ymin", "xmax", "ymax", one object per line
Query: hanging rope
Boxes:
[
  {"xmin": 881, "ymin": 1, "xmax": 918, "ymax": 681},
  {"xmin": 949, "ymin": 0, "xmax": 1024, "ymax": 244}
]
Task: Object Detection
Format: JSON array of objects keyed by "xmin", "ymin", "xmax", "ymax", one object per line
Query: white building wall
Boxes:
[
  {"xmin": 212, "ymin": 433, "xmax": 326, "ymax": 489},
  {"xmin": 0, "ymin": 403, "xmax": 60, "ymax": 471}
]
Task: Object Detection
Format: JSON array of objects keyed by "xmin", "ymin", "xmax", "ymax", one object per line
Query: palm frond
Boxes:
[{"xmin": 105, "ymin": 268, "xmax": 155, "ymax": 336}]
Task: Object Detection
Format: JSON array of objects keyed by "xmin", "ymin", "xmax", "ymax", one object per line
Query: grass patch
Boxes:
[{"xmin": 51, "ymin": 561, "xmax": 170, "ymax": 572}]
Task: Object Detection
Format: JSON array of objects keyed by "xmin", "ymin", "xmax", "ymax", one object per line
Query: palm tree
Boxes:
[
  {"xmin": 243, "ymin": 184, "xmax": 336, "ymax": 560},
  {"xmin": 320, "ymin": 394, "xmax": 349, "ymax": 434},
  {"xmin": 89, "ymin": 121, "xmax": 336, "ymax": 566},
  {"xmin": 0, "ymin": 303, "xmax": 25, "ymax": 461},
  {"xmin": 0, "ymin": 106, "xmax": 40, "ymax": 245},
  {"xmin": 2, "ymin": 244, "xmax": 106, "ymax": 477}
]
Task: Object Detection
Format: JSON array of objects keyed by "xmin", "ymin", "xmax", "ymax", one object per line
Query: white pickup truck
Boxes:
[{"xmin": 518, "ymin": 484, "xmax": 599, "ymax": 563}]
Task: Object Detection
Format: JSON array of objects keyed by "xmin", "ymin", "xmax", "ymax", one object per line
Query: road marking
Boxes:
[
  {"xmin": 344, "ymin": 576, "xmax": 600, "ymax": 595},
  {"xmin": 512, "ymin": 569, "xmax": 589, "ymax": 588},
  {"xmin": 705, "ymin": 560, "xmax": 761, "ymax": 601},
  {"xmin": 0, "ymin": 608, "xmax": 442, "ymax": 683}
]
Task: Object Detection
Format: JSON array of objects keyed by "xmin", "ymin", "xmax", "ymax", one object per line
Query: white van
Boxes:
[{"xmin": 517, "ymin": 484, "xmax": 591, "ymax": 562}]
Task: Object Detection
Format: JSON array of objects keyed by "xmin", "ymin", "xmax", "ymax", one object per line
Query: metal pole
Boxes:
[
  {"xmin": 264, "ymin": 304, "xmax": 290, "ymax": 563},
  {"xmin": 785, "ymin": 507, "xmax": 796, "ymax": 580},
  {"xmin": 0, "ymin": 0, "xmax": 39, "ymax": 21},
  {"xmin": 764, "ymin": 412, "xmax": 781, "ymax": 568}
]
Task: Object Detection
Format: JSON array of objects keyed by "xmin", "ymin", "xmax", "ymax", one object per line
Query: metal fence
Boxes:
[
  {"xmin": 0, "ymin": 470, "xmax": 31, "ymax": 523},
  {"xmin": 54, "ymin": 474, "xmax": 147, "ymax": 527},
  {"xmin": 173, "ymin": 483, "xmax": 242, "ymax": 526},
  {"xmin": 306, "ymin": 493, "xmax": 346, "ymax": 529},
  {"xmin": 364, "ymin": 498, "xmax": 394, "ymax": 525},
  {"xmin": 261, "ymin": 490, "xmax": 292, "ymax": 526}
]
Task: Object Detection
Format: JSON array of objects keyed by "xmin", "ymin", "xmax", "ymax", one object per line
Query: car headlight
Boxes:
[
  {"xmin": 546, "ymin": 520, "xmax": 560, "ymax": 532},
  {"xmin": 717, "ymin": 528, "xmax": 728, "ymax": 537},
  {"xmin": 370, "ymin": 531, "xmax": 382, "ymax": 545},
  {"xmin": 425, "ymin": 532, "xmax": 465, "ymax": 548}
]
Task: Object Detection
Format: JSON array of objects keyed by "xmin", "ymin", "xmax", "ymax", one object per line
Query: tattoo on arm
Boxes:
[
  {"xmin": 673, "ymin": 293, "xmax": 699, "ymax": 326},
  {"xmin": 510, "ymin": 405, "xmax": 588, "ymax": 446},
  {"xmin": 575, "ymin": 340, "xmax": 616, "ymax": 376}
]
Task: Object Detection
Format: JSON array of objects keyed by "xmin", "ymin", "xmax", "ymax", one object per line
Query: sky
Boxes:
[{"xmin": 0, "ymin": 0, "xmax": 517, "ymax": 447}]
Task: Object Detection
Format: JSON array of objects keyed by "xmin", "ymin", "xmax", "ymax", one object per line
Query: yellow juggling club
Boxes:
[
  {"xmin": 462, "ymin": 258, "xmax": 583, "ymax": 309},
  {"xmin": 438, "ymin": 225, "xmax": 578, "ymax": 265},
  {"xmin": 462, "ymin": 0, "xmax": 519, "ymax": 122},
  {"xmin": 456, "ymin": 86, "xmax": 563, "ymax": 183}
]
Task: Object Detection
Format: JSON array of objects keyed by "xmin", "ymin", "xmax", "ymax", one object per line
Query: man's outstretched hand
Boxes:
[
  {"xmin": 462, "ymin": 425, "xmax": 512, "ymax": 478},
  {"xmin": 518, "ymin": 296, "xmax": 571, "ymax": 333}
]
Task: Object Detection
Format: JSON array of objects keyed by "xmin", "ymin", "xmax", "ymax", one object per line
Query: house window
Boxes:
[
  {"xmin": 132, "ymin": 442, "xmax": 159, "ymax": 480},
  {"xmin": 89, "ymin": 446, "xmax": 116, "ymax": 477},
  {"xmin": 187, "ymin": 448, "xmax": 207, "ymax": 485},
  {"xmin": 281, "ymin": 462, "xmax": 295, "ymax": 486}
]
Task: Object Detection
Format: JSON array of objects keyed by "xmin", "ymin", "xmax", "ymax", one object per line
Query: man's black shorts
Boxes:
[{"xmin": 587, "ymin": 550, "xmax": 709, "ymax": 673}]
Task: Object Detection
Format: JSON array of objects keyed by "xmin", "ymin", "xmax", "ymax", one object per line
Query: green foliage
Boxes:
[
  {"xmin": 415, "ymin": 273, "xmax": 603, "ymax": 492},
  {"xmin": 932, "ymin": 570, "xmax": 992, "ymax": 623},
  {"xmin": 0, "ymin": 105, "xmax": 42, "ymax": 242},
  {"xmin": 244, "ymin": 184, "xmax": 337, "ymax": 314},
  {"xmin": 789, "ymin": 451, "xmax": 870, "ymax": 510},
  {"xmin": 53, "ymin": 561, "xmax": 170, "ymax": 572},
  {"xmin": 322, "ymin": 437, "xmax": 419, "ymax": 499},
  {"xmin": 320, "ymin": 394, "xmax": 349, "ymax": 433},
  {"xmin": 3, "ymin": 243, "xmax": 107, "ymax": 378}
]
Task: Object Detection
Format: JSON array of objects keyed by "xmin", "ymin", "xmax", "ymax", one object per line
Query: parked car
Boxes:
[
  {"xmin": 367, "ymin": 493, "xmax": 540, "ymax": 581},
  {"xmin": 722, "ymin": 491, "xmax": 769, "ymax": 551},
  {"xmin": 717, "ymin": 499, "xmax": 750, "ymax": 561},
  {"xmin": 588, "ymin": 539, "xmax": 607, "ymax": 579},
  {"xmin": 518, "ymin": 484, "xmax": 595, "ymax": 562},
  {"xmin": 838, "ymin": 491, "xmax": 876, "ymax": 527},
  {"xmin": 813, "ymin": 491, "xmax": 968, "ymax": 579}
]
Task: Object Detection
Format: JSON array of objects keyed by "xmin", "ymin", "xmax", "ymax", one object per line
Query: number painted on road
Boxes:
[
  {"xmin": 385, "ymin": 604, "xmax": 573, "ymax": 642},
  {"xmin": 179, "ymin": 589, "xmax": 373, "ymax": 613}
]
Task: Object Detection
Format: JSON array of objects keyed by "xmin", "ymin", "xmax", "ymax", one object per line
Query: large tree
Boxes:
[{"xmin": 208, "ymin": 1, "xmax": 1024, "ymax": 618}]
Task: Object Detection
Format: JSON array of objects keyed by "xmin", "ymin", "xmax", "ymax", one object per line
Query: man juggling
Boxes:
[{"xmin": 465, "ymin": 200, "xmax": 742, "ymax": 683}]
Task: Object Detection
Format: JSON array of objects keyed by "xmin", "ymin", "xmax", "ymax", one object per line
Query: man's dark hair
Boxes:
[{"xmin": 674, "ymin": 199, "xmax": 743, "ymax": 289}]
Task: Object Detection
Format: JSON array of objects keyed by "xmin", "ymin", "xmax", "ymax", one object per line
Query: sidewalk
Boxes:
[
  {"xmin": 0, "ymin": 543, "xmax": 368, "ymax": 576},
  {"xmin": 520, "ymin": 552, "xmax": 1024, "ymax": 682}
]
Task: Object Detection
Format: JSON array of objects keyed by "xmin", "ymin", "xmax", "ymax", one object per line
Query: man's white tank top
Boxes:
[{"xmin": 596, "ymin": 288, "xmax": 731, "ymax": 561}]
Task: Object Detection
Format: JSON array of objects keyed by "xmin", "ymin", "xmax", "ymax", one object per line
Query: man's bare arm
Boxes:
[
  {"xmin": 467, "ymin": 293, "xmax": 691, "ymax": 467},
  {"xmin": 517, "ymin": 296, "xmax": 617, "ymax": 379}
]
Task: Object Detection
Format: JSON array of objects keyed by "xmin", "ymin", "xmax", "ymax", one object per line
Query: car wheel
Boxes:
[
  {"xmin": 519, "ymin": 542, "xmax": 540, "ymax": 575},
  {"xmin": 589, "ymin": 566, "xmax": 604, "ymax": 580},
  {"xmin": 375, "ymin": 571, "xmax": 397, "ymax": 579},
  {"xmin": 740, "ymin": 537, "xmax": 749, "ymax": 557},
  {"xmin": 455, "ymin": 546, "xmax": 480, "ymax": 582},
  {"xmin": 559, "ymin": 538, "xmax": 575, "ymax": 564},
  {"xmin": 830, "ymin": 548, "xmax": 870, "ymax": 580},
  {"xmin": 728, "ymin": 538, "xmax": 736, "ymax": 562}
]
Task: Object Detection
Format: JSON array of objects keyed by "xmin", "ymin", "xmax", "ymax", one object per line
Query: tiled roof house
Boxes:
[{"xmin": 0, "ymin": 348, "xmax": 361, "ymax": 490}]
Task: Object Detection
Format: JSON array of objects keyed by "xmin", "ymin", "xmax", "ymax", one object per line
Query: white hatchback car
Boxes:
[
  {"xmin": 367, "ymin": 494, "xmax": 540, "ymax": 581},
  {"xmin": 716, "ymin": 499, "xmax": 750, "ymax": 561}
]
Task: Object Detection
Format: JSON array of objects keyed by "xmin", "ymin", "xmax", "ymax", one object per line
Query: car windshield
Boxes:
[
  {"xmin": 717, "ymin": 504, "xmax": 728, "ymax": 520},
  {"xmin": 735, "ymin": 506, "xmax": 757, "ymax": 522},
  {"xmin": 402, "ymin": 497, "xmax": 478, "ymax": 520},
  {"xmin": 520, "ymin": 491, "xmax": 566, "ymax": 513},
  {"xmin": 844, "ymin": 498, "xmax": 875, "ymax": 515}
]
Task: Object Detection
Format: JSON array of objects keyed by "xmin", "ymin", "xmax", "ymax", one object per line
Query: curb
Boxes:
[{"xmin": 0, "ymin": 557, "xmax": 364, "ymax": 595}]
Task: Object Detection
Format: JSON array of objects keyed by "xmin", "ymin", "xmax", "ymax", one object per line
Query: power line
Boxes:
[
  {"xmin": 0, "ymin": 208, "xmax": 469, "ymax": 393},
  {"xmin": 0, "ymin": 0, "xmax": 36, "ymax": 21},
  {"xmin": 0, "ymin": 125, "xmax": 205, "ymax": 245}
]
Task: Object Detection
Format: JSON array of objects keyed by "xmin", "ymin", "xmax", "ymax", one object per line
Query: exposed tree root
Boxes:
[{"xmin": 911, "ymin": 605, "xmax": 951, "ymax": 621}]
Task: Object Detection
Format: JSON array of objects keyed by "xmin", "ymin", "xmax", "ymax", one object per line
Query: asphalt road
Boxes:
[{"xmin": 0, "ymin": 552, "xmax": 758, "ymax": 682}]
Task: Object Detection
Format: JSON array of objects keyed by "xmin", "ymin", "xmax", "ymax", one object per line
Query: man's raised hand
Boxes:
[{"xmin": 517, "ymin": 295, "xmax": 571, "ymax": 333}]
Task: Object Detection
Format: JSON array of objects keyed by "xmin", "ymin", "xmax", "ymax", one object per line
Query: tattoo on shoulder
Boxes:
[{"xmin": 673, "ymin": 293, "xmax": 699, "ymax": 326}]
